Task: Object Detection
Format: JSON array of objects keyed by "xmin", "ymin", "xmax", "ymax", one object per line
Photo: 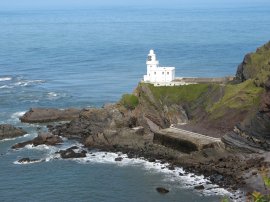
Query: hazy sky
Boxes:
[{"xmin": 0, "ymin": 0, "xmax": 269, "ymax": 10}]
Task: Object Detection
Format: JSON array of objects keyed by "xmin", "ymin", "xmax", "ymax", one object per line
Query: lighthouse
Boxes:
[{"xmin": 143, "ymin": 49, "xmax": 175, "ymax": 84}]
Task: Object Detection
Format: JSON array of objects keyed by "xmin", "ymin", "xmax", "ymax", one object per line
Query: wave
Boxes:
[
  {"xmin": 14, "ymin": 158, "xmax": 44, "ymax": 165},
  {"xmin": 0, "ymin": 77, "xmax": 12, "ymax": 82},
  {"xmin": 8, "ymin": 111, "xmax": 26, "ymax": 124},
  {"xmin": 0, "ymin": 133, "xmax": 31, "ymax": 142},
  {"xmin": 72, "ymin": 150, "xmax": 240, "ymax": 199},
  {"xmin": 46, "ymin": 92, "xmax": 67, "ymax": 100},
  {"xmin": 11, "ymin": 141, "xmax": 242, "ymax": 200},
  {"xmin": 11, "ymin": 111, "xmax": 26, "ymax": 119},
  {"xmin": 14, "ymin": 79, "xmax": 45, "ymax": 87},
  {"xmin": 0, "ymin": 85, "xmax": 13, "ymax": 89}
]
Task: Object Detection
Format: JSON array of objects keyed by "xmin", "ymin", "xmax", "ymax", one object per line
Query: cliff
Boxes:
[{"xmin": 18, "ymin": 41, "xmax": 270, "ymax": 193}]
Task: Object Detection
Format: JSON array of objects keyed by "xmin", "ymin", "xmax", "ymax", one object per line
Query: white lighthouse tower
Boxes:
[{"xmin": 143, "ymin": 49, "xmax": 175, "ymax": 85}]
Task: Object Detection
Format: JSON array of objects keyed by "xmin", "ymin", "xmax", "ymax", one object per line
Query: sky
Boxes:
[{"xmin": 0, "ymin": 0, "xmax": 269, "ymax": 10}]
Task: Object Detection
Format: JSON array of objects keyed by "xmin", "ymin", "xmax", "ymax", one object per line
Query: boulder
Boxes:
[
  {"xmin": 0, "ymin": 124, "xmax": 27, "ymax": 140},
  {"xmin": 12, "ymin": 140, "xmax": 32, "ymax": 149},
  {"xmin": 20, "ymin": 108, "xmax": 81, "ymax": 123},
  {"xmin": 18, "ymin": 157, "xmax": 40, "ymax": 163},
  {"xmin": 58, "ymin": 147, "xmax": 87, "ymax": 159},
  {"xmin": 114, "ymin": 157, "xmax": 123, "ymax": 161},
  {"xmin": 32, "ymin": 133, "xmax": 63, "ymax": 146},
  {"xmin": 156, "ymin": 187, "xmax": 169, "ymax": 194},
  {"xmin": 11, "ymin": 133, "xmax": 62, "ymax": 149},
  {"xmin": 194, "ymin": 185, "xmax": 205, "ymax": 190}
]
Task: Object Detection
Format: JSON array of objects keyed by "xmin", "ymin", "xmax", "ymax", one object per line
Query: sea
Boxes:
[{"xmin": 0, "ymin": 4, "xmax": 270, "ymax": 202}]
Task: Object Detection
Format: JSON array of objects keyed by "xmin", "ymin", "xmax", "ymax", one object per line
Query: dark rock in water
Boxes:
[
  {"xmin": 18, "ymin": 157, "xmax": 39, "ymax": 163},
  {"xmin": 20, "ymin": 108, "xmax": 81, "ymax": 123},
  {"xmin": 68, "ymin": 146, "xmax": 79, "ymax": 150},
  {"xmin": 179, "ymin": 172, "xmax": 184, "ymax": 176},
  {"xmin": 0, "ymin": 124, "xmax": 27, "ymax": 140},
  {"xmin": 12, "ymin": 140, "xmax": 33, "ymax": 149},
  {"xmin": 194, "ymin": 185, "xmax": 205, "ymax": 190},
  {"xmin": 156, "ymin": 187, "xmax": 169, "ymax": 194},
  {"xmin": 148, "ymin": 158, "xmax": 156, "ymax": 162},
  {"xmin": 58, "ymin": 147, "xmax": 87, "ymax": 159},
  {"xmin": 209, "ymin": 174, "xmax": 224, "ymax": 183},
  {"xmin": 12, "ymin": 132, "xmax": 63, "ymax": 149},
  {"xmin": 115, "ymin": 157, "xmax": 123, "ymax": 161},
  {"xmin": 33, "ymin": 132, "xmax": 63, "ymax": 146},
  {"xmin": 168, "ymin": 165, "xmax": 175, "ymax": 170}
]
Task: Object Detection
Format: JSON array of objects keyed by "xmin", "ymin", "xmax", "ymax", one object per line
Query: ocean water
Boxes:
[{"xmin": 0, "ymin": 5, "xmax": 270, "ymax": 201}]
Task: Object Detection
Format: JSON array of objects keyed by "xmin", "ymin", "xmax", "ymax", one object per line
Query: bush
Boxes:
[{"xmin": 120, "ymin": 94, "xmax": 139, "ymax": 110}]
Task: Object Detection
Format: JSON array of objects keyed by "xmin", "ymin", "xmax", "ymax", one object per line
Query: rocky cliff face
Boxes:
[
  {"xmin": 236, "ymin": 41, "xmax": 270, "ymax": 87},
  {"xmin": 223, "ymin": 78, "xmax": 270, "ymax": 151},
  {"xmin": 223, "ymin": 42, "xmax": 270, "ymax": 151}
]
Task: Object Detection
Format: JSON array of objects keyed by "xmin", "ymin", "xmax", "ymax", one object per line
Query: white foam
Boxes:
[
  {"xmin": 14, "ymin": 80, "xmax": 45, "ymax": 87},
  {"xmin": 0, "ymin": 133, "xmax": 31, "ymax": 142},
  {"xmin": 14, "ymin": 159, "xmax": 44, "ymax": 165},
  {"xmin": 73, "ymin": 150, "xmax": 241, "ymax": 199},
  {"xmin": 11, "ymin": 111, "xmax": 26, "ymax": 119},
  {"xmin": 11, "ymin": 141, "xmax": 243, "ymax": 200},
  {"xmin": 7, "ymin": 111, "xmax": 26, "ymax": 124},
  {"xmin": 0, "ymin": 85, "xmax": 13, "ymax": 89},
  {"xmin": 48, "ymin": 92, "xmax": 58, "ymax": 97},
  {"xmin": 0, "ymin": 77, "xmax": 12, "ymax": 81}
]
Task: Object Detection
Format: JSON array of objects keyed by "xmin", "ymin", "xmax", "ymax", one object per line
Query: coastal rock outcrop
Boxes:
[
  {"xmin": 20, "ymin": 108, "xmax": 81, "ymax": 123},
  {"xmin": 0, "ymin": 124, "xmax": 27, "ymax": 140},
  {"xmin": 57, "ymin": 147, "xmax": 87, "ymax": 159},
  {"xmin": 156, "ymin": 187, "xmax": 169, "ymax": 194},
  {"xmin": 16, "ymin": 41, "xmax": 270, "ymax": 194},
  {"xmin": 236, "ymin": 41, "xmax": 270, "ymax": 86},
  {"xmin": 18, "ymin": 157, "xmax": 41, "ymax": 164},
  {"xmin": 223, "ymin": 78, "xmax": 270, "ymax": 151},
  {"xmin": 12, "ymin": 132, "xmax": 62, "ymax": 149}
]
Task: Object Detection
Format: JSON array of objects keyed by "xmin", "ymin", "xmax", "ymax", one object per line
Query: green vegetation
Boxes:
[
  {"xmin": 142, "ymin": 83, "xmax": 212, "ymax": 104},
  {"xmin": 242, "ymin": 41, "xmax": 270, "ymax": 86},
  {"xmin": 251, "ymin": 168, "xmax": 270, "ymax": 202},
  {"xmin": 208, "ymin": 79, "xmax": 263, "ymax": 119},
  {"xmin": 120, "ymin": 94, "xmax": 139, "ymax": 110}
]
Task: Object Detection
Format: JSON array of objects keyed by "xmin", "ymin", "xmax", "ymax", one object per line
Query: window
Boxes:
[
  {"xmin": 162, "ymin": 72, "xmax": 164, "ymax": 75},
  {"xmin": 154, "ymin": 72, "xmax": 156, "ymax": 75},
  {"xmin": 167, "ymin": 72, "xmax": 169, "ymax": 75},
  {"xmin": 148, "ymin": 56, "xmax": 152, "ymax": 61}
]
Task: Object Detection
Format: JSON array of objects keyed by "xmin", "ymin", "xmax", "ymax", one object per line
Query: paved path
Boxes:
[
  {"xmin": 169, "ymin": 126, "xmax": 221, "ymax": 142},
  {"xmin": 154, "ymin": 126, "xmax": 224, "ymax": 152}
]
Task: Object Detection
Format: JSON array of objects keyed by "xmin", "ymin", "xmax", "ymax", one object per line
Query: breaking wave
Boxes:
[
  {"xmin": 12, "ymin": 140, "xmax": 242, "ymax": 200},
  {"xmin": 14, "ymin": 79, "xmax": 45, "ymax": 87},
  {"xmin": 0, "ymin": 77, "xmax": 12, "ymax": 82}
]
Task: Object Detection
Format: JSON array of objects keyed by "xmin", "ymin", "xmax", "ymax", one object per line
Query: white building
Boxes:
[{"xmin": 143, "ymin": 50, "xmax": 175, "ymax": 85}]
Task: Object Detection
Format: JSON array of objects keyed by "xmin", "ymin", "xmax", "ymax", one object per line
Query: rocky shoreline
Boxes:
[
  {"xmin": 2, "ymin": 41, "xmax": 270, "ymax": 199},
  {"xmin": 11, "ymin": 103, "xmax": 269, "ymax": 197}
]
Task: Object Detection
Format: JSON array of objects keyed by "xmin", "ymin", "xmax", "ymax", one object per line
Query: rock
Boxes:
[
  {"xmin": 115, "ymin": 157, "xmax": 123, "ymax": 161},
  {"xmin": 20, "ymin": 108, "xmax": 81, "ymax": 123},
  {"xmin": 148, "ymin": 158, "xmax": 156, "ymax": 162},
  {"xmin": 168, "ymin": 165, "xmax": 175, "ymax": 170},
  {"xmin": 18, "ymin": 157, "xmax": 39, "ymax": 163},
  {"xmin": 0, "ymin": 124, "xmax": 27, "ymax": 140},
  {"xmin": 194, "ymin": 185, "xmax": 205, "ymax": 190},
  {"xmin": 58, "ymin": 147, "xmax": 87, "ymax": 159},
  {"xmin": 11, "ymin": 133, "xmax": 62, "ymax": 149},
  {"xmin": 32, "ymin": 133, "xmax": 62, "ymax": 146},
  {"xmin": 12, "ymin": 140, "xmax": 32, "ymax": 149},
  {"xmin": 156, "ymin": 187, "xmax": 169, "ymax": 194},
  {"xmin": 132, "ymin": 126, "xmax": 144, "ymax": 135}
]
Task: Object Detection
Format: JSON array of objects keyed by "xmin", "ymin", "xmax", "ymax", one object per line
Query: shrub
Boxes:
[{"xmin": 120, "ymin": 94, "xmax": 139, "ymax": 110}]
